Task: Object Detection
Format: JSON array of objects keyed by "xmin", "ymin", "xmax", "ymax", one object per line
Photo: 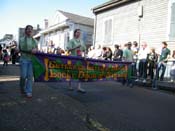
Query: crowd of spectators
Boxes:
[
  {"xmin": 87, "ymin": 41, "xmax": 175, "ymax": 83},
  {"xmin": 1, "ymin": 40, "xmax": 175, "ymax": 82}
]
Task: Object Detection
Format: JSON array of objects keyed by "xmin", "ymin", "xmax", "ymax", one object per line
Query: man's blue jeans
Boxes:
[
  {"xmin": 156, "ymin": 62, "xmax": 166, "ymax": 80},
  {"xmin": 20, "ymin": 59, "xmax": 33, "ymax": 95}
]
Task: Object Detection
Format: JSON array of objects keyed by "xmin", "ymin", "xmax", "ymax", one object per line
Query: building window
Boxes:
[
  {"xmin": 170, "ymin": 2, "xmax": 175, "ymax": 40},
  {"xmin": 104, "ymin": 19, "xmax": 112, "ymax": 44},
  {"xmin": 81, "ymin": 31, "xmax": 93, "ymax": 45},
  {"xmin": 86, "ymin": 33, "xmax": 93, "ymax": 45}
]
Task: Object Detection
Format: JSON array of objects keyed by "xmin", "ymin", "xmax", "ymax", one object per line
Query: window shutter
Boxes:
[{"xmin": 104, "ymin": 19, "xmax": 112, "ymax": 43}]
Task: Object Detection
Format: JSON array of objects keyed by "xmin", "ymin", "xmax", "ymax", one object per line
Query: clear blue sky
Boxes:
[{"xmin": 0, "ymin": 0, "xmax": 107, "ymax": 39}]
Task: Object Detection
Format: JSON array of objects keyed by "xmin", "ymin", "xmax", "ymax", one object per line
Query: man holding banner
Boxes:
[
  {"xmin": 66, "ymin": 29, "xmax": 86, "ymax": 93},
  {"xmin": 19, "ymin": 25, "xmax": 38, "ymax": 98}
]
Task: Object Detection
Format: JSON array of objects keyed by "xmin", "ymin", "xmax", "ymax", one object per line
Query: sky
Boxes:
[{"xmin": 0, "ymin": 0, "xmax": 108, "ymax": 39}]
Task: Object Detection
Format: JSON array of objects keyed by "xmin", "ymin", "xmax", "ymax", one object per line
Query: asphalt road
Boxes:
[
  {"xmin": 1, "ymin": 63, "xmax": 175, "ymax": 131},
  {"xmin": 0, "ymin": 64, "xmax": 91, "ymax": 131},
  {"xmin": 47, "ymin": 81, "xmax": 175, "ymax": 131}
]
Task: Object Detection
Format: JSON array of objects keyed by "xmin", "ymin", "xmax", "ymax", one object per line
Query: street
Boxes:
[
  {"xmin": 1, "ymin": 63, "xmax": 175, "ymax": 131},
  {"xmin": 47, "ymin": 81, "xmax": 175, "ymax": 131}
]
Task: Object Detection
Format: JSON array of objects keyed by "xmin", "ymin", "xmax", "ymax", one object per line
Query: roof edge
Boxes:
[
  {"xmin": 92, "ymin": 0, "xmax": 138, "ymax": 14},
  {"xmin": 57, "ymin": 10, "xmax": 94, "ymax": 20}
]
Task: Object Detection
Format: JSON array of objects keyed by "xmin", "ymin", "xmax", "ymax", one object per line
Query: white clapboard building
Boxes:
[
  {"xmin": 34, "ymin": 10, "xmax": 94, "ymax": 52},
  {"xmin": 92, "ymin": 0, "xmax": 175, "ymax": 52}
]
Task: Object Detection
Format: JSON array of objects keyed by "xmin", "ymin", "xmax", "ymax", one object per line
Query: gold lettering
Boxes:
[
  {"xmin": 49, "ymin": 69, "xmax": 57, "ymax": 78},
  {"xmin": 61, "ymin": 73, "xmax": 66, "ymax": 78},
  {"xmin": 48, "ymin": 61, "xmax": 56, "ymax": 68},
  {"xmin": 113, "ymin": 74, "xmax": 117, "ymax": 80},
  {"xmin": 78, "ymin": 71, "xmax": 85, "ymax": 78},
  {"xmin": 44, "ymin": 58, "xmax": 49, "ymax": 81},
  {"xmin": 98, "ymin": 74, "xmax": 103, "ymax": 80},
  {"xmin": 77, "ymin": 65, "xmax": 83, "ymax": 70},
  {"xmin": 92, "ymin": 74, "xmax": 96, "ymax": 79},
  {"xmin": 85, "ymin": 73, "xmax": 90, "ymax": 79},
  {"xmin": 67, "ymin": 60, "xmax": 72, "ymax": 65}
]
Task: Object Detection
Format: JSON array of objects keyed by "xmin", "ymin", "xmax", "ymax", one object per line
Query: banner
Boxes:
[{"xmin": 32, "ymin": 53, "xmax": 132, "ymax": 82}]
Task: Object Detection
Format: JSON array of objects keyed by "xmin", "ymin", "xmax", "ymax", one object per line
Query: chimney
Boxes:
[
  {"xmin": 37, "ymin": 24, "xmax": 40, "ymax": 30},
  {"xmin": 36, "ymin": 24, "xmax": 40, "ymax": 31},
  {"xmin": 44, "ymin": 19, "xmax": 48, "ymax": 29}
]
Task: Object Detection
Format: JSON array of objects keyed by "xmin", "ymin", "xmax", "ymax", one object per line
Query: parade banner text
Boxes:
[{"xmin": 32, "ymin": 53, "xmax": 131, "ymax": 82}]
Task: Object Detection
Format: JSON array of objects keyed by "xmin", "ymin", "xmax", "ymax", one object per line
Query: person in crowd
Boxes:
[
  {"xmin": 172, "ymin": 50, "xmax": 175, "ymax": 59},
  {"xmin": 64, "ymin": 50, "xmax": 70, "ymax": 56},
  {"xmin": 170, "ymin": 50, "xmax": 175, "ymax": 82},
  {"xmin": 132, "ymin": 41, "xmax": 139, "ymax": 61},
  {"xmin": 87, "ymin": 46, "xmax": 95, "ymax": 58},
  {"xmin": 11, "ymin": 47, "xmax": 17, "ymax": 64},
  {"xmin": 122, "ymin": 42, "xmax": 134, "ymax": 86},
  {"xmin": 101, "ymin": 47, "xmax": 107, "ymax": 60},
  {"xmin": 66, "ymin": 29, "xmax": 86, "ymax": 93},
  {"xmin": 147, "ymin": 48, "xmax": 158, "ymax": 80},
  {"xmin": 131, "ymin": 41, "xmax": 139, "ymax": 77},
  {"xmin": 170, "ymin": 65, "xmax": 175, "ymax": 82},
  {"xmin": 104, "ymin": 47, "xmax": 112, "ymax": 60},
  {"xmin": 2, "ymin": 49, "xmax": 9, "ymax": 66},
  {"xmin": 137, "ymin": 42, "xmax": 150, "ymax": 83},
  {"xmin": 6, "ymin": 46, "xmax": 11, "ymax": 57},
  {"xmin": 93, "ymin": 44, "xmax": 103, "ymax": 59},
  {"xmin": 113, "ymin": 44, "xmax": 123, "ymax": 61},
  {"xmin": 122, "ymin": 42, "xmax": 134, "ymax": 62},
  {"xmin": 19, "ymin": 25, "xmax": 38, "ymax": 98},
  {"xmin": 0, "ymin": 44, "xmax": 2, "ymax": 60},
  {"xmin": 53, "ymin": 47, "xmax": 64, "ymax": 55},
  {"xmin": 156, "ymin": 41, "xmax": 170, "ymax": 81}
]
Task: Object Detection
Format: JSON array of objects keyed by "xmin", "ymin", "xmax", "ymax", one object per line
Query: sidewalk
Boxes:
[{"xmin": 0, "ymin": 63, "xmax": 91, "ymax": 131}]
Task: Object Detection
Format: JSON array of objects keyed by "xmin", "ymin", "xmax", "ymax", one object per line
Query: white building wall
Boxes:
[
  {"xmin": 95, "ymin": 2, "xmax": 139, "ymax": 47},
  {"xmin": 113, "ymin": 2, "xmax": 139, "ymax": 45},
  {"xmin": 141, "ymin": 0, "xmax": 169, "ymax": 48},
  {"xmin": 95, "ymin": 0, "xmax": 171, "ymax": 51}
]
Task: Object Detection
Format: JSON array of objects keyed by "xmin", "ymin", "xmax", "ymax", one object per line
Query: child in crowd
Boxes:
[{"xmin": 3, "ymin": 49, "xmax": 9, "ymax": 66}]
